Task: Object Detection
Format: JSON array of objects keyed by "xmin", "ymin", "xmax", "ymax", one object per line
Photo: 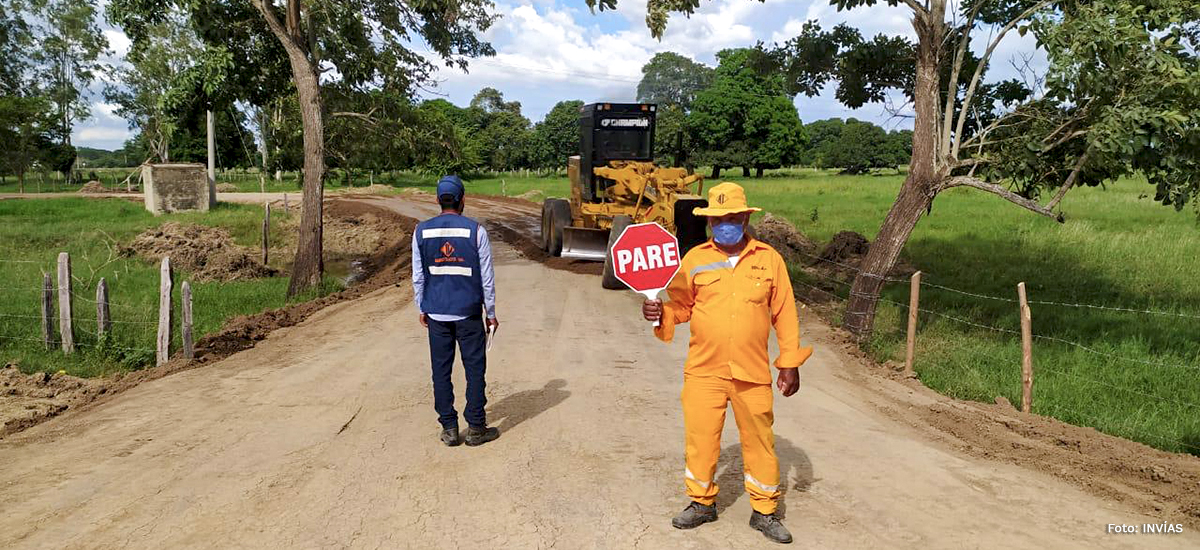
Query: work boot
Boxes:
[
  {"xmin": 464, "ymin": 425, "xmax": 500, "ymax": 446},
  {"xmin": 750, "ymin": 511, "xmax": 793, "ymax": 544},
  {"xmin": 440, "ymin": 427, "xmax": 461, "ymax": 447},
  {"xmin": 671, "ymin": 501, "xmax": 717, "ymax": 529}
]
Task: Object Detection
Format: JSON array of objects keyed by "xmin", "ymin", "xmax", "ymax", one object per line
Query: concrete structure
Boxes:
[{"xmin": 143, "ymin": 163, "xmax": 215, "ymax": 215}]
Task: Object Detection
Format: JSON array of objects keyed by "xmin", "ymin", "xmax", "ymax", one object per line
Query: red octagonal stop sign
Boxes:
[{"xmin": 611, "ymin": 222, "xmax": 682, "ymax": 299}]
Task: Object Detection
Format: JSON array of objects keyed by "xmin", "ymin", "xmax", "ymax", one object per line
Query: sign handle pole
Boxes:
[{"xmin": 642, "ymin": 290, "xmax": 662, "ymax": 328}]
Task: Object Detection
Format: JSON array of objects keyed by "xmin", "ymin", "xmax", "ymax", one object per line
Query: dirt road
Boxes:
[{"xmin": 1, "ymin": 194, "xmax": 1197, "ymax": 549}]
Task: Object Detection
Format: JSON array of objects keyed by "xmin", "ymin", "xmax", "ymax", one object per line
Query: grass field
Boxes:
[
  {"xmin": 0, "ymin": 198, "xmax": 340, "ymax": 378},
  {"xmin": 452, "ymin": 168, "xmax": 1200, "ymax": 455}
]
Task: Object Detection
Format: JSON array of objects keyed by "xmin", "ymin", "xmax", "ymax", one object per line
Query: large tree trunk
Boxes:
[
  {"xmin": 711, "ymin": 166, "xmax": 721, "ymax": 178},
  {"xmin": 256, "ymin": 0, "xmax": 326, "ymax": 297},
  {"xmin": 742, "ymin": 166, "xmax": 751, "ymax": 177},
  {"xmin": 755, "ymin": 166, "xmax": 764, "ymax": 178},
  {"xmin": 285, "ymin": 53, "xmax": 325, "ymax": 297},
  {"xmin": 843, "ymin": 10, "xmax": 945, "ymax": 338}
]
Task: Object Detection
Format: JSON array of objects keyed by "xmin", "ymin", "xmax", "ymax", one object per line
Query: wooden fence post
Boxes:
[
  {"xmin": 96, "ymin": 277, "xmax": 111, "ymax": 337},
  {"xmin": 41, "ymin": 274, "xmax": 54, "ymax": 349},
  {"xmin": 57, "ymin": 252, "xmax": 74, "ymax": 354},
  {"xmin": 262, "ymin": 203, "xmax": 271, "ymax": 265},
  {"xmin": 904, "ymin": 271, "xmax": 921, "ymax": 377},
  {"xmin": 1018, "ymin": 282, "xmax": 1033, "ymax": 413},
  {"xmin": 283, "ymin": 193, "xmax": 289, "ymax": 215},
  {"xmin": 157, "ymin": 257, "xmax": 173, "ymax": 366},
  {"xmin": 181, "ymin": 281, "xmax": 194, "ymax": 360}
]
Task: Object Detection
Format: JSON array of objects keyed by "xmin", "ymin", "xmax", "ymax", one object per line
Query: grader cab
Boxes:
[{"xmin": 540, "ymin": 103, "xmax": 709, "ymax": 289}]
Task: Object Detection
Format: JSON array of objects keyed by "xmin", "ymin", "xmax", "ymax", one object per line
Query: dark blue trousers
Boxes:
[{"xmin": 426, "ymin": 314, "xmax": 488, "ymax": 430}]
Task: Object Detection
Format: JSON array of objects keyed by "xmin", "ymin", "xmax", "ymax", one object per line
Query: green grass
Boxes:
[{"xmin": 0, "ymin": 198, "xmax": 341, "ymax": 378}]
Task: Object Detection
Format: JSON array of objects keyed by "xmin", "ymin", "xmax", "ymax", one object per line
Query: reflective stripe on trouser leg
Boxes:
[
  {"xmin": 730, "ymin": 379, "xmax": 780, "ymax": 514},
  {"xmin": 682, "ymin": 375, "xmax": 730, "ymax": 506}
]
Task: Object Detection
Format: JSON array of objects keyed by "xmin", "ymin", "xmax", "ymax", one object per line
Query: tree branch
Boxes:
[
  {"xmin": 940, "ymin": 1, "xmax": 985, "ymax": 157},
  {"xmin": 1044, "ymin": 149, "xmax": 1090, "ymax": 211},
  {"xmin": 942, "ymin": 175, "xmax": 1063, "ymax": 221},
  {"xmin": 951, "ymin": 0, "xmax": 1055, "ymax": 159},
  {"xmin": 901, "ymin": 0, "xmax": 927, "ymax": 17}
]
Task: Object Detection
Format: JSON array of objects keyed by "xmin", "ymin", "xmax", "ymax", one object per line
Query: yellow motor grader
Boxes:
[{"xmin": 540, "ymin": 103, "xmax": 709, "ymax": 289}]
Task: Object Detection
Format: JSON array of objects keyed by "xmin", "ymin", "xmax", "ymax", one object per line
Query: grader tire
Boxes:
[{"xmin": 601, "ymin": 215, "xmax": 633, "ymax": 290}]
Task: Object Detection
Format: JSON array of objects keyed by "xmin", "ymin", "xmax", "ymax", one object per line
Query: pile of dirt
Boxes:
[
  {"xmin": 77, "ymin": 181, "xmax": 111, "ymax": 194},
  {"xmin": 122, "ymin": 223, "xmax": 277, "ymax": 282},
  {"xmin": 751, "ymin": 213, "xmax": 816, "ymax": 264},
  {"xmin": 516, "ymin": 189, "xmax": 544, "ymax": 202},
  {"xmin": 274, "ymin": 200, "xmax": 392, "ymax": 259},
  {"xmin": 190, "ymin": 200, "xmax": 416, "ymax": 362},
  {"xmin": 215, "ymin": 183, "xmax": 239, "ymax": 193},
  {"xmin": 336, "ymin": 184, "xmax": 396, "ymax": 196},
  {"xmin": 0, "ymin": 366, "xmax": 111, "ymax": 437}
]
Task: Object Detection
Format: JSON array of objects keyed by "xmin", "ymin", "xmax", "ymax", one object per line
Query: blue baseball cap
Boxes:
[{"xmin": 436, "ymin": 175, "xmax": 465, "ymax": 201}]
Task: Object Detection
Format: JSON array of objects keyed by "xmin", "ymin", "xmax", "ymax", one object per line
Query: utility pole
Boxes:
[{"xmin": 207, "ymin": 110, "xmax": 217, "ymax": 207}]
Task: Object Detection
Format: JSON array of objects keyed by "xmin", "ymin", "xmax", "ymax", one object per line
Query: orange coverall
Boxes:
[{"xmin": 654, "ymin": 238, "xmax": 812, "ymax": 514}]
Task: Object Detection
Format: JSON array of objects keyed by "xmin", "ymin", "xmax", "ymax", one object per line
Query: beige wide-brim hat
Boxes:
[{"xmin": 692, "ymin": 182, "xmax": 762, "ymax": 216}]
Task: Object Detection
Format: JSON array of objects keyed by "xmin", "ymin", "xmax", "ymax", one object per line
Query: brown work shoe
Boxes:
[
  {"xmin": 750, "ymin": 511, "xmax": 793, "ymax": 544},
  {"xmin": 672, "ymin": 501, "xmax": 717, "ymax": 529},
  {"xmin": 440, "ymin": 427, "xmax": 461, "ymax": 447},
  {"xmin": 464, "ymin": 425, "xmax": 499, "ymax": 446}
]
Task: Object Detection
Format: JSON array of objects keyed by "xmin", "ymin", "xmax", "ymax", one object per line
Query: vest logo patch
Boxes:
[{"xmin": 435, "ymin": 240, "xmax": 465, "ymax": 264}]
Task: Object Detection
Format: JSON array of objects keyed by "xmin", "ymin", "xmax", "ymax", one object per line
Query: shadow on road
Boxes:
[
  {"xmin": 487, "ymin": 379, "xmax": 571, "ymax": 433},
  {"xmin": 714, "ymin": 435, "xmax": 813, "ymax": 518}
]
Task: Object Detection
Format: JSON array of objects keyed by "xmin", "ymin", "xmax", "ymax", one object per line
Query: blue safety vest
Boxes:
[{"xmin": 416, "ymin": 214, "xmax": 484, "ymax": 317}]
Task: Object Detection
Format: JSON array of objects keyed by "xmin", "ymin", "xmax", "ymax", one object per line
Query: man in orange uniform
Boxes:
[{"xmin": 642, "ymin": 182, "xmax": 811, "ymax": 544}]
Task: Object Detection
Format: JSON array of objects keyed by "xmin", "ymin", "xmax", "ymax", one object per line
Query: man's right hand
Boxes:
[
  {"xmin": 642, "ymin": 299, "xmax": 663, "ymax": 322},
  {"xmin": 419, "ymin": 313, "xmax": 428, "ymax": 328}
]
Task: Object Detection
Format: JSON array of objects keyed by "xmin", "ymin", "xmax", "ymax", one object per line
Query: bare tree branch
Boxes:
[
  {"xmin": 940, "ymin": 0, "xmax": 986, "ymax": 157},
  {"xmin": 951, "ymin": 0, "xmax": 1056, "ymax": 159},
  {"xmin": 902, "ymin": 0, "xmax": 928, "ymax": 17},
  {"xmin": 1045, "ymin": 149, "xmax": 1091, "ymax": 211},
  {"xmin": 942, "ymin": 175, "xmax": 1063, "ymax": 221}
]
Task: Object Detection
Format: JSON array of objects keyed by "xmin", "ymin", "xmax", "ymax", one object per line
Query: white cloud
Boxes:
[{"xmin": 104, "ymin": 29, "xmax": 131, "ymax": 57}]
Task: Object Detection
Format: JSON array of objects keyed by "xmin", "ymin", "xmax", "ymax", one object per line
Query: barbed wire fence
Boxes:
[
  {"xmin": 784, "ymin": 247, "xmax": 1200, "ymax": 455},
  {"xmin": 0, "ymin": 254, "xmax": 193, "ymax": 369}
]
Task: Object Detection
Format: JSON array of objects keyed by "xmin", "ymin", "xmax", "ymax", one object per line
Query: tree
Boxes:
[
  {"xmin": 821, "ymin": 118, "xmax": 890, "ymax": 174},
  {"xmin": 0, "ymin": 95, "xmax": 53, "ymax": 192},
  {"xmin": 636, "ymin": 51, "xmax": 713, "ymax": 111},
  {"xmin": 468, "ymin": 88, "xmax": 532, "ymax": 172},
  {"xmin": 105, "ymin": 13, "xmax": 204, "ymax": 163},
  {"xmin": 110, "ymin": 0, "xmax": 498, "ymax": 297},
  {"xmin": 688, "ymin": 48, "xmax": 805, "ymax": 178},
  {"xmin": 800, "ymin": 118, "xmax": 845, "ymax": 166},
  {"xmin": 599, "ymin": 0, "xmax": 1200, "ymax": 337},
  {"xmin": 30, "ymin": 0, "xmax": 109, "ymax": 147},
  {"xmin": 530, "ymin": 100, "xmax": 583, "ymax": 169},
  {"xmin": 637, "ymin": 52, "xmax": 712, "ymax": 168}
]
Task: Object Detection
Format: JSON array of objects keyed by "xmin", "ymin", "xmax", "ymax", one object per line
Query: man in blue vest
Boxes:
[{"xmin": 412, "ymin": 175, "xmax": 500, "ymax": 447}]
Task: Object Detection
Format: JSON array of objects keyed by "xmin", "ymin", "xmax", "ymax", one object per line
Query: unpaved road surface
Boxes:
[{"xmin": 1, "ymin": 194, "xmax": 1198, "ymax": 549}]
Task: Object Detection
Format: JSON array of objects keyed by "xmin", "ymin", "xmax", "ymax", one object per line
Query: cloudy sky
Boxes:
[{"xmin": 74, "ymin": 0, "xmax": 1042, "ymax": 151}]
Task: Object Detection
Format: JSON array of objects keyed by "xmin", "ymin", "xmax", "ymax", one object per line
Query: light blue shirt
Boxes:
[{"xmin": 412, "ymin": 223, "xmax": 496, "ymax": 321}]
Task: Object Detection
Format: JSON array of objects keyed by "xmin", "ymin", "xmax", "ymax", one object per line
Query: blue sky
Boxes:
[{"xmin": 75, "ymin": 0, "xmax": 1044, "ymax": 150}]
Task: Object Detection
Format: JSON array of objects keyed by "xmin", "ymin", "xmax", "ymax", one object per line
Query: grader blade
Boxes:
[{"xmin": 560, "ymin": 227, "xmax": 610, "ymax": 261}]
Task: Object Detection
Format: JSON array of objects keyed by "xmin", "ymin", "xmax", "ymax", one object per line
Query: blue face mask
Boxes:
[{"xmin": 712, "ymin": 221, "xmax": 745, "ymax": 246}]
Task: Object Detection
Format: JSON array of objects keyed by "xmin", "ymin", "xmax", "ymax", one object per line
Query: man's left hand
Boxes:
[{"xmin": 777, "ymin": 368, "xmax": 800, "ymax": 397}]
